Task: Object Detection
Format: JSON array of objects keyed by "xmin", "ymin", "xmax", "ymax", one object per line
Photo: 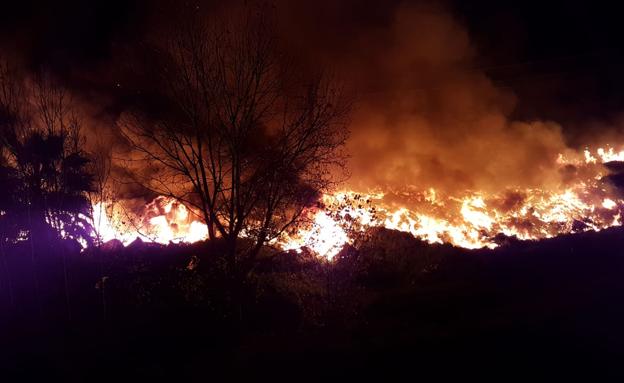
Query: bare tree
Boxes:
[
  {"xmin": 0, "ymin": 59, "xmax": 22, "ymax": 309},
  {"xmin": 88, "ymin": 133, "xmax": 113, "ymax": 246},
  {"xmin": 87, "ymin": 132, "xmax": 114, "ymax": 320},
  {"xmin": 120, "ymin": 5, "xmax": 350, "ymax": 283}
]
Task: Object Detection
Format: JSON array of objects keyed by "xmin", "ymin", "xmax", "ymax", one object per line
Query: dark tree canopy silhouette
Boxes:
[
  {"xmin": 0, "ymin": 63, "xmax": 94, "ymax": 248},
  {"xmin": 119, "ymin": 5, "xmax": 351, "ymax": 282}
]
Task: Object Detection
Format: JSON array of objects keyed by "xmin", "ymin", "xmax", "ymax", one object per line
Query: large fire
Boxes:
[
  {"xmin": 91, "ymin": 147, "xmax": 624, "ymax": 259},
  {"xmin": 92, "ymin": 196, "xmax": 208, "ymax": 246}
]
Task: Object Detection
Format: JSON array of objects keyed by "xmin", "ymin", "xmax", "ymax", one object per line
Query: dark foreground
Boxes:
[{"xmin": 2, "ymin": 227, "xmax": 624, "ymax": 381}]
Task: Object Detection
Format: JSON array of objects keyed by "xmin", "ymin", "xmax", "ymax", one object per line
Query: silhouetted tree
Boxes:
[
  {"xmin": 0, "ymin": 137, "xmax": 18, "ymax": 308},
  {"xmin": 0, "ymin": 65, "xmax": 95, "ymax": 247},
  {"xmin": 0, "ymin": 60, "xmax": 22, "ymax": 244},
  {"xmin": 120, "ymin": 4, "xmax": 350, "ymax": 292},
  {"xmin": 0, "ymin": 142, "xmax": 20, "ymax": 244},
  {"xmin": 1, "ymin": 65, "xmax": 96, "ymax": 319},
  {"xmin": 87, "ymin": 131, "xmax": 113, "ymax": 246},
  {"xmin": 86, "ymin": 131, "xmax": 114, "ymax": 319}
]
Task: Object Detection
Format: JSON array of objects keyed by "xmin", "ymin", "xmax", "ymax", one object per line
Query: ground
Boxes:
[{"xmin": 2, "ymin": 227, "xmax": 624, "ymax": 380}]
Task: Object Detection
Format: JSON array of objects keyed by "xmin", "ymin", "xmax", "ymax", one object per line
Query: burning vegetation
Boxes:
[
  {"xmin": 91, "ymin": 145, "xmax": 624, "ymax": 259},
  {"xmin": 76, "ymin": 4, "xmax": 624, "ymax": 260},
  {"xmin": 3, "ymin": 2, "xmax": 624, "ymax": 262},
  {"xmin": 4, "ymin": 1, "xmax": 624, "ymax": 380}
]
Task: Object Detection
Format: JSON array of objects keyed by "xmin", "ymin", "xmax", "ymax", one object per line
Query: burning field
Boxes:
[
  {"xmin": 92, "ymin": 146, "xmax": 624, "ymax": 259},
  {"xmin": 67, "ymin": 2, "xmax": 624, "ymax": 260},
  {"xmin": 1, "ymin": 3, "xmax": 623, "ymax": 257},
  {"xmin": 4, "ymin": 1, "xmax": 624, "ymax": 380}
]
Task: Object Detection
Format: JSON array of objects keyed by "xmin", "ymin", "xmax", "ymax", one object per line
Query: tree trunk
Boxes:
[
  {"xmin": 0, "ymin": 239, "xmax": 15, "ymax": 309},
  {"xmin": 26, "ymin": 203, "xmax": 42, "ymax": 316},
  {"xmin": 60, "ymin": 247, "xmax": 72, "ymax": 321},
  {"xmin": 96, "ymin": 247, "xmax": 107, "ymax": 321},
  {"xmin": 225, "ymin": 235, "xmax": 243, "ymax": 330}
]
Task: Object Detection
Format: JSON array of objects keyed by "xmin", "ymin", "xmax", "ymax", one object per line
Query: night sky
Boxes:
[
  {"xmin": 1, "ymin": 0, "xmax": 623, "ymax": 141},
  {"xmin": 456, "ymin": 1, "xmax": 624, "ymax": 135}
]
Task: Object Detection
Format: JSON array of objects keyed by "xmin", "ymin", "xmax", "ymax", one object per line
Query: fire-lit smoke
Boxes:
[
  {"xmin": 279, "ymin": 147, "xmax": 624, "ymax": 259},
  {"xmin": 90, "ymin": 146, "xmax": 624, "ymax": 259},
  {"xmin": 82, "ymin": 2, "xmax": 624, "ymax": 259},
  {"xmin": 265, "ymin": 2, "xmax": 624, "ymax": 258},
  {"xmin": 3, "ymin": 1, "xmax": 619, "ymax": 258},
  {"xmin": 321, "ymin": 4, "xmax": 568, "ymax": 194}
]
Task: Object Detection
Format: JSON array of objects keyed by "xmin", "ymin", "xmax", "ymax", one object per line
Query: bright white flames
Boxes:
[
  {"xmin": 90, "ymin": 146, "xmax": 624, "ymax": 259},
  {"xmin": 280, "ymin": 212, "xmax": 349, "ymax": 260},
  {"xmin": 92, "ymin": 196, "xmax": 208, "ymax": 246},
  {"xmin": 279, "ymin": 146, "xmax": 624, "ymax": 255}
]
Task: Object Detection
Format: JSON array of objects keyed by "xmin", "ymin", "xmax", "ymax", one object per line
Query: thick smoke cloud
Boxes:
[
  {"xmin": 1, "ymin": 1, "xmax": 618, "ymax": 199},
  {"xmin": 274, "ymin": 2, "xmax": 575, "ymax": 194}
]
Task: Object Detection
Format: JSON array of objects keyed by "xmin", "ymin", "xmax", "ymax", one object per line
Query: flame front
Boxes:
[
  {"xmin": 91, "ymin": 147, "xmax": 624, "ymax": 259},
  {"xmin": 279, "ymin": 146, "xmax": 624, "ymax": 258}
]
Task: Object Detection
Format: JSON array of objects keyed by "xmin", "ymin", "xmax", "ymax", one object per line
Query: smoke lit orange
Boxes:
[{"xmin": 91, "ymin": 147, "xmax": 624, "ymax": 259}]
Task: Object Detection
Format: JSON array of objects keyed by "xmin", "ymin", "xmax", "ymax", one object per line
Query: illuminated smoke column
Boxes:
[{"xmin": 82, "ymin": 3, "xmax": 624, "ymax": 258}]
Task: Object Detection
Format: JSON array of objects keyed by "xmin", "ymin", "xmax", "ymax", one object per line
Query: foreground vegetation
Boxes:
[{"xmin": 2, "ymin": 226, "xmax": 624, "ymax": 380}]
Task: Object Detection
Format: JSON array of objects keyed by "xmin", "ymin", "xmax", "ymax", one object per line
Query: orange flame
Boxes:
[
  {"xmin": 92, "ymin": 196, "xmax": 207, "ymax": 245},
  {"xmin": 90, "ymin": 146, "xmax": 624, "ymax": 259}
]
